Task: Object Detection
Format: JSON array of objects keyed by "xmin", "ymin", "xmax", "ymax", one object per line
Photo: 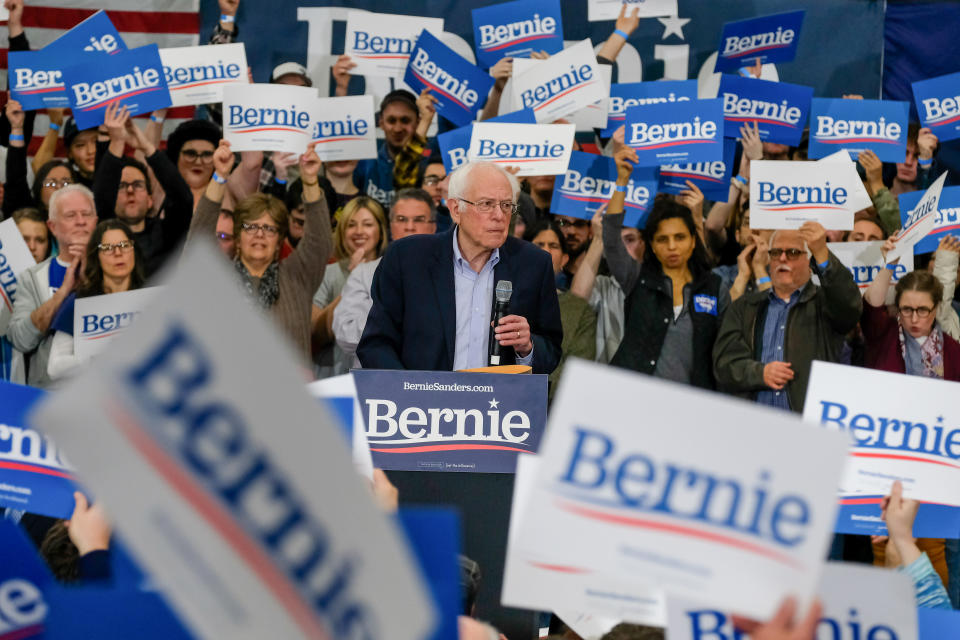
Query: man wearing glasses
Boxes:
[
  {"xmin": 6, "ymin": 185, "xmax": 97, "ymax": 388},
  {"xmin": 714, "ymin": 221, "xmax": 861, "ymax": 413},
  {"xmin": 358, "ymin": 162, "xmax": 562, "ymax": 374}
]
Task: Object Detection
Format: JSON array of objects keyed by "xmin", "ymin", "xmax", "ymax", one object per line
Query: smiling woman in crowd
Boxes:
[
  {"xmin": 46, "ymin": 220, "xmax": 147, "ymax": 380},
  {"xmin": 187, "ymin": 139, "xmax": 332, "ymax": 363}
]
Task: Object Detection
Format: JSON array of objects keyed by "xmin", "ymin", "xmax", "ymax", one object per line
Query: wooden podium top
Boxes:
[{"xmin": 456, "ymin": 365, "xmax": 532, "ymax": 374}]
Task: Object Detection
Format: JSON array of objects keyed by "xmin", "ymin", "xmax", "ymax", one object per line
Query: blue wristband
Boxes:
[
  {"xmin": 817, "ymin": 259, "xmax": 829, "ymax": 271},
  {"xmin": 615, "ymin": 184, "xmax": 627, "ymax": 193},
  {"xmin": 149, "ymin": 114, "xmax": 163, "ymax": 123},
  {"xmin": 885, "ymin": 263, "xmax": 899, "ymax": 271},
  {"xmin": 9, "ymin": 134, "xmax": 23, "ymax": 142},
  {"xmin": 756, "ymin": 276, "xmax": 771, "ymax": 285},
  {"xmin": 211, "ymin": 172, "xmax": 227, "ymax": 185},
  {"xmin": 220, "ymin": 13, "xmax": 235, "ymax": 23},
  {"xmin": 733, "ymin": 175, "xmax": 748, "ymax": 186},
  {"xmin": 275, "ymin": 177, "xmax": 287, "ymax": 185},
  {"xmin": 918, "ymin": 156, "xmax": 932, "ymax": 167},
  {"xmin": 614, "ymin": 28, "xmax": 630, "ymax": 40},
  {"xmin": 48, "ymin": 122, "xmax": 60, "ymax": 132}
]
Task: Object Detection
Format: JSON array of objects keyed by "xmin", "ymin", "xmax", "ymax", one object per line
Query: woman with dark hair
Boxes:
[
  {"xmin": 46, "ymin": 220, "xmax": 147, "ymax": 380},
  {"xmin": 165, "ymin": 119, "xmax": 222, "ymax": 207},
  {"xmin": 602, "ymin": 148, "xmax": 728, "ymax": 388},
  {"xmin": 187, "ymin": 139, "xmax": 332, "ymax": 363}
]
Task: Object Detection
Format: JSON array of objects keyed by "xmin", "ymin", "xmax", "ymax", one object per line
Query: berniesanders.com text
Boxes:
[{"xmin": 403, "ymin": 381, "xmax": 494, "ymax": 393}]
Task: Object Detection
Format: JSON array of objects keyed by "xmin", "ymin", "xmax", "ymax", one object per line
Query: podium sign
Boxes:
[{"xmin": 353, "ymin": 369, "xmax": 547, "ymax": 473}]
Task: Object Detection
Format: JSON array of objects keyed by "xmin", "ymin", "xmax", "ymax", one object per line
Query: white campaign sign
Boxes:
[
  {"xmin": 222, "ymin": 83, "xmax": 317, "ymax": 154},
  {"xmin": 667, "ymin": 563, "xmax": 917, "ymax": 640},
  {"xmin": 588, "ymin": 0, "xmax": 678, "ymax": 21},
  {"xmin": 826, "ymin": 241, "xmax": 913, "ymax": 292},
  {"xmin": 306, "ymin": 373, "xmax": 374, "ymax": 480},
  {"xmin": 344, "ymin": 11, "xmax": 444, "ymax": 78},
  {"xmin": 513, "ymin": 359, "xmax": 848, "ymax": 620},
  {"xmin": 512, "ymin": 39, "xmax": 607, "ymax": 123},
  {"xmin": 502, "ymin": 455, "xmax": 667, "ymax": 626},
  {"xmin": 311, "ymin": 95, "xmax": 377, "ymax": 162},
  {"xmin": 750, "ymin": 160, "xmax": 868, "ymax": 230},
  {"xmin": 73, "ymin": 287, "xmax": 160, "ymax": 362},
  {"xmin": 804, "ymin": 360, "xmax": 960, "ymax": 505},
  {"xmin": 886, "ymin": 171, "xmax": 948, "ymax": 263},
  {"xmin": 32, "ymin": 244, "xmax": 436, "ymax": 640},
  {"xmin": 514, "ymin": 58, "xmax": 612, "ymax": 131},
  {"xmin": 159, "ymin": 43, "xmax": 248, "ymax": 107},
  {"xmin": 469, "ymin": 122, "xmax": 575, "ymax": 176},
  {"xmin": 0, "ymin": 218, "xmax": 37, "ymax": 334}
]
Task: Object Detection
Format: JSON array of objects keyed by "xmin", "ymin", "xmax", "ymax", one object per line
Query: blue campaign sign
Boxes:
[
  {"xmin": 44, "ymin": 587, "xmax": 193, "ymax": 640},
  {"xmin": 405, "ymin": 30, "xmax": 494, "ymax": 127},
  {"xmin": 0, "ymin": 381, "xmax": 77, "ymax": 519},
  {"xmin": 919, "ymin": 608, "xmax": 960, "ymax": 639},
  {"xmin": 471, "ymin": 0, "xmax": 563, "ymax": 68},
  {"xmin": 808, "ymin": 98, "xmax": 909, "ymax": 162},
  {"xmin": 899, "ymin": 186, "xmax": 960, "ymax": 255},
  {"xmin": 625, "ymin": 98, "xmax": 725, "ymax": 166},
  {"xmin": 62, "ymin": 44, "xmax": 172, "ymax": 131},
  {"xmin": 550, "ymin": 150, "xmax": 658, "ymax": 228},
  {"xmin": 45, "ymin": 9, "xmax": 126, "ymax": 56},
  {"xmin": 715, "ymin": 10, "xmax": 805, "ymax": 72},
  {"xmin": 398, "ymin": 509, "xmax": 461, "ymax": 640},
  {"xmin": 912, "ymin": 70, "xmax": 960, "ymax": 143},
  {"xmin": 437, "ymin": 107, "xmax": 536, "ymax": 172},
  {"xmin": 834, "ymin": 494, "xmax": 960, "ymax": 538},
  {"xmin": 352, "ymin": 369, "xmax": 547, "ymax": 473},
  {"xmin": 0, "ymin": 521, "xmax": 52, "ymax": 638},
  {"xmin": 8, "ymin": 49, "xmax": 70, "ymax": 111},
  {"xmin": 718, "ymin": 75, "xmax": 813, "ymax": 146},
  {"xmin": 600, "ymin": 79, "xmax": 697, "ymax": 138},
  {"xmin": 659, "ymin": 137, "xmax": 736, "ymax": 202}
]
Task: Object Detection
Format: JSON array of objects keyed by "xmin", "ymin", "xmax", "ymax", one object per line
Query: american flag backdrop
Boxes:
[{"xmin": 1, "ymin": 0, "xmax": 201, "ymax": 154}]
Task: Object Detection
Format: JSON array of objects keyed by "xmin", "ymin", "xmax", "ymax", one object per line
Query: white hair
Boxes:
[
  {"xmin": 447, "ymin": 161, "xmax": 520, "ymax": 203},
  {"xmin": 48, "ymin": 183, "xmax": 96, "ymax": 221}
]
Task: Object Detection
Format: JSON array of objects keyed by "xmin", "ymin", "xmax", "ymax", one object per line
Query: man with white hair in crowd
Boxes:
[
  {"xmin": 713, "ymin": 221, "xmax": 861, "ymax": 413},
  {"xmin": 6, "ymin": 185, "xmax": 98, "ymax": 388}
]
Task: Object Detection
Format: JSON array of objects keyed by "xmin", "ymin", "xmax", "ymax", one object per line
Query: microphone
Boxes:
[{"xmin": 488, "ymin": 280, "xmax": 513, "ymax": 366}]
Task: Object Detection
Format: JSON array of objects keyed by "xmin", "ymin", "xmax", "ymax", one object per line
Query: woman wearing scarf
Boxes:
[{"xmin": 187, "ymin": 139, "xmax": 332, "ymax": 363}]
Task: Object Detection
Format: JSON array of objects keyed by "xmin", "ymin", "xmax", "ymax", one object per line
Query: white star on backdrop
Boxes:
[
  {"xmin": 658, "ymin": 15, "xmax": 691, "ymax": 40},
  {"xmin": 489, "ymin": 398, "xmax": 500, "ymax": 409}
]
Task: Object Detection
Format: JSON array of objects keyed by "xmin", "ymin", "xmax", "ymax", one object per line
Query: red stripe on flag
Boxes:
[{"xmin": 22, "ymin": 8, "xmax": 198, "ymax": 34}]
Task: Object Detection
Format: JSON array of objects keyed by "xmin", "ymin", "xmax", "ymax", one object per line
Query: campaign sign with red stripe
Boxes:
[
  {"xmin": 0, "ymin": 381, "xmax": 76, "ymax": 519},
  {"xmin": 471, "ymin": 0, "xmax": 563, "ymax": 68},
  {"xmin": 344, "ymin": 10, "xmax": 443, "ymax": 79},
  {"xmin": 808, "ymin": 97, "xmax": 909, "ymax": 162},
  {"xmin": 437, "ymin": 107, "xmax": 536, "ymax": 172},
  {"xmin": 804, "ymin": 361, "xmax": 960, "ymax": 508},
  {"xmin": 0, "ymin": 219, "xmax": 37, "ymax": 335},
  {"xmin": 468, "ymin": 121, "xmax": 575, "ymax": 176},
  {"xmin": 512, "ymin": 39, "xmax": 606, "ymax": 124},
  {"xmin": 45, "ymin": 9, "xmax": 126, "ymax": 57},
  {"xmin": 550, "ymin": 150, "xmax": 658, "ymax": 228},
  {"xmin": 658, "ymin": 137, "xmax": 735, "ymax": 202},
  {"xmin": 834, "ymin": 491, "xmax": 960, "ymax": 538},
  {"xmin": 9, "ymin": 48, "xmax": 71, "ymax": 110},
  {"xmin": 31, "ymin": 245, "xmax": 437, "ymax": 640},
  {"xmin": 74, "ymin": 287, "xmax": 159, "ymax": 362},
  {"xmin": 311, "ymin": 96, "xmax": 377, "ymax": 162},
  {"xmin": 624, "ymin": 98, "xmax": 725, "ymax": 166},
  {"xmin": 912, "ymin": 70, "xmax": 960, "ymax": 143},
  {"xmin": 887, "ymin": 171, "xmax": 948, "ymax": 263},
  {"xmin": 159, "ymin": 43, "xmax": 247, "ymax": 108},
  {"xmin": 513, "ymin": 359, "xmax": 847, "ymax": 620},
  {"xmin": 353, "ymin": 369, "xmax": 547, "ymax": 473},
  {"xmin": 404, "ymin": 29, "xmax": 494, "ymax": 127},
  {"xmin": 750, "ymin": 160, "xmax": 861, "ymax": 230},
  {"xmin": 61, "ymin": 44, "xmax": 172, "ymax": 130},
  {"xmin": 0, "ymin": 520, "xmax": 53, "ymax": 638},
  {"xmin": 715, "ymin": 10, "xmax": 804, "ymax": 72},
  {"xmin": 718, "ymin": 75, "xmax": 813, "ymax": 146},
  {"xmin": 898, "ymin": 185, "xmax": 960, "ymax": 255},
  {"xmin": 223, "ymin": 83, "xmax": 316, "ymax": 154}
]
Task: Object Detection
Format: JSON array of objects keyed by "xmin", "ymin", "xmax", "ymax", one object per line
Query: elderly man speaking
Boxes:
[{"xmin": 358, "ymin": 161, "xmax": 562, "ymax": 374}]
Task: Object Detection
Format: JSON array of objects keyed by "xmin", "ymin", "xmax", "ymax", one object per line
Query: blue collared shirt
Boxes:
[
  {"xmin": 756, "ymin": 288, "xmax": 801, "ymax": 411},
  {"xmin": 451, "ymin": 229, "xmax": 534, "ymax": 370}
]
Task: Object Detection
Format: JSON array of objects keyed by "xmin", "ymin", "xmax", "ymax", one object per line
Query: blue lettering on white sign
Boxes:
[
  {"xmin": 601, "ymin": 80, "xmax": 697, "ymax": 138},
  {"xmin": 471, "ymin": 0, "xmax": 563, "ymax": 68},
  {"xmin": 682, "ymin": 607, "xmax": 900, "ymax": 640},
  {"xmin": 718, "ymin": 75, "xmax": 813, "ymax": 146},
  {"xmin": 227, "ymin": 104, "xmax": 311, "ymax": 134},
  {"xmin": 0, "ymin": 248, "xmax": 18, "ymax": 312},
  {"xmin": 163, "ymin": 58, "xmax": 242, "ymax": 91},
  {"xmin": 519, "ymin": 63, "xmax": 595, "ymax": 113},
  {"xmin": 911, "ymin": 70, "xmax": 960, "ymax": 142},
  {"xmin": 437, "ymin": 108, "xmax": 536, "ymax": 172},
  {"xmin": 898, "ymin": 186, "xmax": 960, "ymax": 255},
  {"xmin": 313, "ymin": 113, "xmax": 370, "ymax": 143},
  {"xmin": 755, "ymin": 180, "xmax": 848, "ymax": 212},
  {"xmin": 808, "ymin": 98, "xmax": 909, "ymax": 162},
  {"xmin": 80, "ymin": 311, "xmax": 142, "ymax": 339},
  {"xmin": 625, "ymin": 99, "xmax": 725, "ymax": 166},
  {"xmin": 351, "ymin": 31, "xmax": 414, "ymax": 57},
  {"xmin": 715, "ymin": 10, "xmax": 805, "ymax": 72}
]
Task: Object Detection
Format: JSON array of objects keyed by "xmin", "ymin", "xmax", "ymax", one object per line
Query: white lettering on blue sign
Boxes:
[
  {"xmin": 83, "ymin": 34, "xmax": 119, "ymax": 54},
  {"xmin": 558, "ymin": 427, "xmax": 812, "ymax": 549},
  {"xmin": 722, "ymin": 28, "xmax": 795, "ymax": 58},
  {"xmin": 227, "ymin": 104, "xmax": 311, "ymax": 131},
  {"xmin": 920, "ymin": 96, "xmax": 960, "ymax": 126},
  {"xmin": 814, "ymin": 116, "xmax": 901, "ymax": 143},
  {"xmin": 0, "ymin": 578, "xmax": 47, "ymax": 632},
  {"xmin": 722, "ymin": 92, "xmax": 802, "ymax": 126},
  {"xmin": 123, "ymin": 324, "xmax": 377, "ymax": 638},
  {"xmin": 629, "ymin": 118, "xmax": 717, "ymax": 147},
  {"xmin": 693, "ymin": 294, "xmax": 717, "ymax": 315},
  {"xmin": 520, "ymin": 64, "xmax": 594, "ymax": 110},
  {"xmin": 819, "ymin": 401, "xmax": 960, "ymax": 460},
  {"xmin": 13, "ymin": 68, "xmax": 64, "ymax": 92},
  {"xmin": 661, "ymin": 161, "xmax": 725, "ymax": 181},
  {"xmin": 163, "ymin": 60, "xmax": 242, "ymax": 87},
  {"xmin": 477, "ymin": 14, "xmax": 557, "ymax": 50},
  {"xmin": 71, "ymin": 66, "xmax": 161, "ymax": 109},
  {"xmin": 558, "ymin": 170, "xmax": 649, "ymax": 210},
  {"xmin": 610, "ymin": 92, "xmax": 689, "ymax": 117},
  {"xmin": 0, "ymin": 423, "xmax": 70, "ymax": 469},
  {"xmin": 756, "ymin": 181, "xmax": 848, "ymax": 208},
  {"xmin": 410, "ymin": 49, "xmax": 479, "ymax": 109}
]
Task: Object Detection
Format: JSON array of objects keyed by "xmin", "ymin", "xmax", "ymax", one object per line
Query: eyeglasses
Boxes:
[
  {"xmin": 216, "ymin": 232, "xmax": 233, "ymax": 241},
  {"xmin": 768, "ymin": 248, "xmax": 806, "ymax": 260},
  {"xmin": 181, "ymin": 149, "xmax": 215, "ymax": 163},
  {"xmin": 393, "ymin": 215, "xmax": 433, "ymax": 225},
  {"xmin": 455, "ymin": 197, "xmax": 518, "ymax": 215},
  {"xmin": 423, "ymin": 175, "xmax": 443, "ymax": 186},
  {"xmin": 899, "ymin": 305, "xmax": 934, "ymax": 318},
  {"xmin": 43, "ymin": 179, "xmax": 72, "ymax": 189},
  {"xmin": 98, "ymin": 240, "xmax": 134, "ymax": 253},
  {"xmin": 289, "ymin": 216, "xmax": 305, "ymax": 228},
  {"xmin": 240, "ymin": 222, "xmax": 280, "ymax": 237},
  {"xmin": 556, "ymin": 218, "xmax": 589, "ymax": 229},
  {"xmin": 119, "ymin": 180, "xmax": 147, "ymax": 192}
]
